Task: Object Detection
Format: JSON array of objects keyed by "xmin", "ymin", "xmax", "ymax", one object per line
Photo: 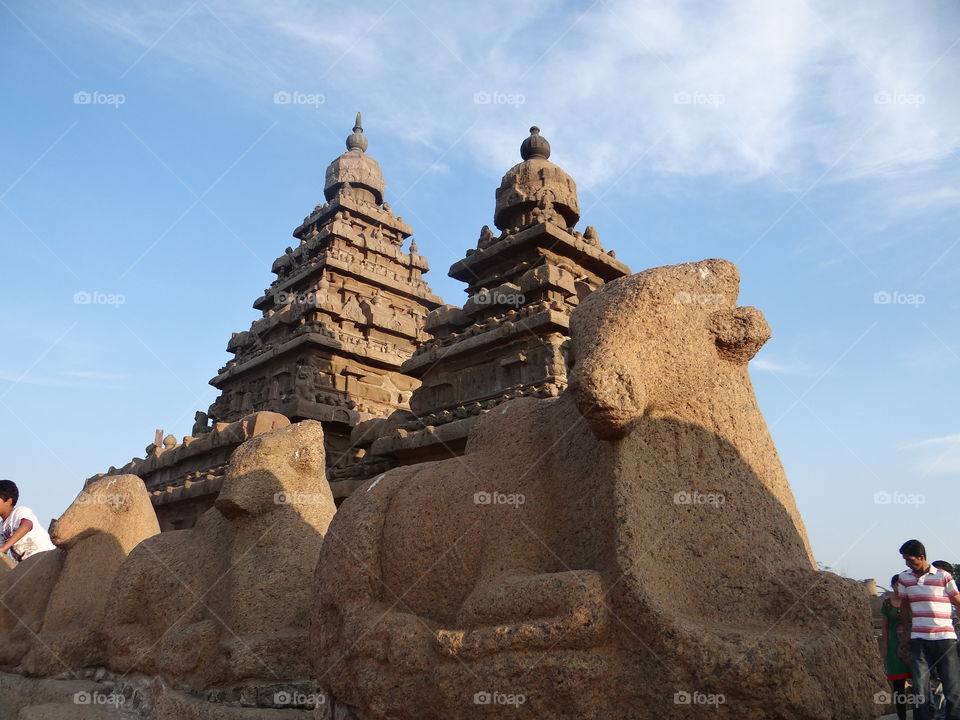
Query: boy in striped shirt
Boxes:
[{"xmin": 898, "ymin": 539, "xmax": 960, "ymax": 720}]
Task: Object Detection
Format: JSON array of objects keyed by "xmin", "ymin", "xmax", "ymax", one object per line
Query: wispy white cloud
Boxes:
[
  {"xmin": 70, "ymin": 0, "xmax": 960, "ymax": 195},
  {"xmin": 901, "ymin": 433, "xmax": 960, "ymax": 477},
  {"xmin": 750, "ymin": 357, "xmax": 817, "ymax": 376},
  {"xmin": 893, "ymin": 187, "xmax": 960, "ymax": 213},
  {"xmin": 902, "ymin": 433, "xmax": 960, "ymax": 450},
  {"xmin": 0, "ymin": 369, "xmax": 126, "ymax": 389}
]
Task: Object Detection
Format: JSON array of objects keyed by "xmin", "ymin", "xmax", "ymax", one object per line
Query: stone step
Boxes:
[
  {"xmin": 154, "ymin": 687, "xmax": 315, "ymax": 719},
  {"xmin": 18, "ymin": 701, "xmax": 139, "ymax": 719},
  {"xmin": 0, "ymin": 672, "xmax": 118, "ymax": 719}
]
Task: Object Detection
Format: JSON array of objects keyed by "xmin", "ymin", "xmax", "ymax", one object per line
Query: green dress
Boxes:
[{"xmin": 881, "ymin": 598, "xmax": 911, "ymax": 680}]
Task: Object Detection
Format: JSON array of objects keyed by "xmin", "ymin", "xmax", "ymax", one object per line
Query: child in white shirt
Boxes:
[{"xmin": 0, "ymin": 479, "xmax": 56, "ymax": 562}]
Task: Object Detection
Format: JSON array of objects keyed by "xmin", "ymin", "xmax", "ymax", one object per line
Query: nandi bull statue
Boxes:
[
  {"xmin": 312, "ymin": 259, "xmax": 884, "ymax": 720},
  {"xmin": 106, "ymin": 419, "xmax": 335, "ymax": 691},
  {"xmin": 0, "ymin": 474, "xmax": 160, "ymax": 676}
]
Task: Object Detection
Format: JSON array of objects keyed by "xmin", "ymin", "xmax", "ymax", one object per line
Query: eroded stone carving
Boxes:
[
  {"xmin": 106, "ymin": 420, "xmax": 335, "ymax": 691},
  {"xmin": 88, "ymin": 411, "xmax": 291, "ymax": 531},
  {"xmin": 312, "ymin": 259, "xmax": 884, "ymax": 719},
  {"xmin": 0, "ymin": 475, "xmax": 160, "ymax": 676},
  {"xmin": 200, "ymin": 116, "xmax": 441, "ymax": 516}
]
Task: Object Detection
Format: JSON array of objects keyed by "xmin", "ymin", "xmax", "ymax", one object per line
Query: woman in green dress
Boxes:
[{"xmin": 882, "ymin": 573, "xmax": 912, "ymax": 720}]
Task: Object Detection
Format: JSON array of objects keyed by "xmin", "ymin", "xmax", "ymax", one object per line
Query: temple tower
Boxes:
[
  {"xmin": 359, "ymin": 126, "xmax": 630, "ymax": 468},
  {"xmin": 207, "ymin": 114, "xmax": 443, "ymax": 475}
]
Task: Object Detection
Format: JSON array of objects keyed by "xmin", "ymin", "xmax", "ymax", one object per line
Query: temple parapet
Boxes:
[{"xmin": 86, "ymin": 411, "xmax": 290, "ymax": 530}]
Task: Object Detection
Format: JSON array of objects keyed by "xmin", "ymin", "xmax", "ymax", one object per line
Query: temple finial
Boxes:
[
  {"xmin": 520, "ymin": 125, "xmax": 550, "ymax": 160},
  {"xmin": 347, "ymin": 112, "xmax": 368, "ymax": 153}
]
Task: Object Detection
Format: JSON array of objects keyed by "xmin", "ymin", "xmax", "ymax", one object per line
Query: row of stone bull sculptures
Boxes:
[{"xmin": 0, "ymin": 261, "xmax": 885, "ymax": 719}]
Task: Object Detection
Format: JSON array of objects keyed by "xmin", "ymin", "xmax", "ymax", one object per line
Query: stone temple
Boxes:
[
  {"xmin": 356, "ymin": 126, "xmax": 631, "ymax": 468},
  {"xmin": 87, "ymin": 117, "xmax": 630, "ymax": 528},
  {"xmin": 206, "ymin": 113, "xmax": 442, "ymax": 495},
  {"xmin": 12, "ymin": 115, "xmax": 888, "ymax": 719}
]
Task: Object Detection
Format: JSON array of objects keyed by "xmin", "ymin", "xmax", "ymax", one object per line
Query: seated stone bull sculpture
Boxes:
[
  {"xmin": 312, "ymin": 259, "xmax": 884, "ymax": 719},
  {"xmin": 0, "ymin": 474, "xmax": 160, "ymax": 676},
  {"xmin": 106, "ymin": 420, "xmax": 335, "ymax": 691}
]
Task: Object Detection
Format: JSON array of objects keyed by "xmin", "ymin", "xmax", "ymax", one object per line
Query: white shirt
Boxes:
[
  {"xmin": 897, "ymin": 566, "xmax": 960, "ymax": 640},
  {"xmin": 2, "ymin": 506, "xmax": 56, "ymax": 562}
]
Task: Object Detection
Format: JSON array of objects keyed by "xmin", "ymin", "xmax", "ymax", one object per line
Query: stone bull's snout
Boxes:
[
  {"xmin": 568, "ymin": 356, "xmax": 647, "ymax": 441},
  {"xmin": 47, "ymin": 518, "xmax": 64, "ymax": 547}
]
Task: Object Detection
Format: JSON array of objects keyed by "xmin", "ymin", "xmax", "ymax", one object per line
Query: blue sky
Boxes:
[{"xmin": 1, "ymin": 0, "xmax": 958, "ymax": 585}]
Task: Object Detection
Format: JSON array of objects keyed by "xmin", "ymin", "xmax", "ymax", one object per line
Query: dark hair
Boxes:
[
  {"xmin": 0, "ymin": 480, "xmax": 19, "ymax": 506},
  {"xmin": 890, "ymin": 574, "xmax": 900, "ymax": 587},
  {"xmin": 933, "ymin": 561, "xmax": 956, "ymax": 575},
  {"xmin": 899, "ymin": 539, "xmax": 926, "ymax": 558}
]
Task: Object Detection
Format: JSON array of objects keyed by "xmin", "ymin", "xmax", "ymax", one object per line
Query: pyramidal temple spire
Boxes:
[{"xmin": 346, "ymin": 111, "xmax": 368, "ymax": 153}]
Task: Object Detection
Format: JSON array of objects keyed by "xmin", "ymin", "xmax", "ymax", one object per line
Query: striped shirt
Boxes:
[{"xmin": 897, "ymin": 566, "xmax": 960, "ymax": 640}]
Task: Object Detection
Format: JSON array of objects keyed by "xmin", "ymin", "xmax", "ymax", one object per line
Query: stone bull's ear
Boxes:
[{"xmin": 709, "ymin": 306, "xmax": 771, "ymax": 363}]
